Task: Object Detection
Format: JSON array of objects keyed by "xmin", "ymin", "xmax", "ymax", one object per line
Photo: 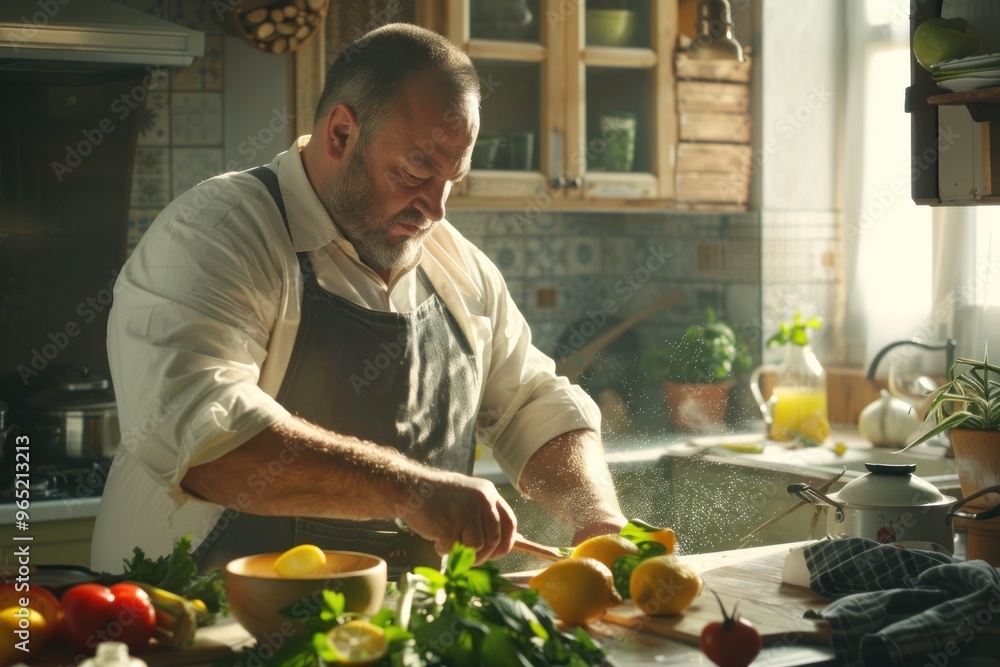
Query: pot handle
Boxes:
[
  {"xmin": 950, "ymin": 484, "xmax": 1000, "ymax": 522},
  {"xmin": 787, "ymin": 482, "xmax": 845, "ymax": 520}
]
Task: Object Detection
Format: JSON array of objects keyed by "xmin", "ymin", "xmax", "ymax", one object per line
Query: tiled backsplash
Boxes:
[
  {"xmin": 449, "ymin": 210, "xmax": 761, "ymax": 360},
  {"xmin": 121, "ymin": 0, "xmax": 225, "ymax": 253}
]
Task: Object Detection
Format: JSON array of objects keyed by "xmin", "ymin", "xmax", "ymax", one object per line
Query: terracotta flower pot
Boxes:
[
  {"xmin": 661, "ymin": 381, "xmax": 731, "ymax": 433},
  {"xmin": 949, "ymin": 428, "xmax": 1000, "ymax": 565}
]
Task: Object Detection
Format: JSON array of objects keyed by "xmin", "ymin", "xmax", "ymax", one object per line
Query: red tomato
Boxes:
[
  {"xmin": 0, "ymin": 582, "xmax": 62, "ymax": 633},
  {"xmin": 700, "ymin": 590, "xmax": 762, "ymax": 667},
  {"xmin": 60, "ymin": 583, "xmax": 156, "ymax": 653}
]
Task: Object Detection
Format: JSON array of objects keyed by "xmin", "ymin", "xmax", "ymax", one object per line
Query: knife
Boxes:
[{"xmin": 394, "ymin": 518, "xmax": 568, "ymax": 561}]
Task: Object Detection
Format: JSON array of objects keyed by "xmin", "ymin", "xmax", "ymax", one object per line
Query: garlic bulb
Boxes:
[{"xmin": 858, "ymin": 389, "xmax": 921, "ymax": 446}]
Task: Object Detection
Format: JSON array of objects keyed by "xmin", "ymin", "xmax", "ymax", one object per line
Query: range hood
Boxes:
[{"xmin": 0, "ymin": 0, "xmax": 204, "ymax": 70}]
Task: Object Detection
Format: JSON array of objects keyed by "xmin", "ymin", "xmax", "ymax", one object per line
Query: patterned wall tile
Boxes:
[
  {"xmin": 137, "ymin": 92, "xmax": 170, "ymax": 145},
  {"xmin": 172, "ymin": 147, "xmax": 223, "ymax": 198},
  {"xmin": 172, "ymin": 35, "xmax": 224, "ymax": 91},
  {"xmin": 127, "ymin": 208, "xmax": 161, "ymax": 255},
  {"xmin": 131, "ymin": 147, "xmax": 171, "ymax": 207},
  {"xmin": 171, "ymin": 92, "xmax": 222, "ymax": 145},
  {"xmin": 524, "ymin": 237, "xmax": 567, "ymax": 278},
  {"xmin": 483, "ymin": 236, "xmax": 527, "ymax": 279},
  {"xmin": 566, "ymin": 236, "xmax": 601, "ymax": 276}
]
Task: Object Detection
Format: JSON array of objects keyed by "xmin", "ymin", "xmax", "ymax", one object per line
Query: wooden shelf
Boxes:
[{"xmin": 927, "ymin": 87, "xmax": 1000, "ymax": 122}]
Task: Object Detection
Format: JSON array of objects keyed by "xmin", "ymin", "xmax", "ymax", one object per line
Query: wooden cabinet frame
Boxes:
[{"xmin": 293, "ymin": 1, "xmax": 680, "ymax": 211}]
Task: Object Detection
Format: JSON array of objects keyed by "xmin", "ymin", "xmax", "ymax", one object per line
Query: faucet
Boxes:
[{"xmin": 865, "ymin": 338, "xmax": 957, "ymax": 381}]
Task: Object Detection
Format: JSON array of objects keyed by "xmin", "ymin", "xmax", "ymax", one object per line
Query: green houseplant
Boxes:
[
  {"xmin": 641, "ymin": 308, "xmax": 751, "ymax": 432},
  {"xmin": 902, "ymin": 350, "xmax": 1000, "ymax": 565},
  {"xmin": 901, "ymin": 351, "xmax": 1000, "ymax": 447}
]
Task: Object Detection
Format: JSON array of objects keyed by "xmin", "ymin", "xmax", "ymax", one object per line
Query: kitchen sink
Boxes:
[{"xmin": 482, "ymin": 435, "xmax": 960, "ymax": 573}]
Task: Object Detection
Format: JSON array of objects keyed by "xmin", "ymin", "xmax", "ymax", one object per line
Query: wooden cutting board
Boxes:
[
  {"xmin": 33, "ymin": 619, "xmax": 252, "ymax": 667},
  {"xmin": 601, "ymin": 549, "xmax": 831, "ymax": 647}
]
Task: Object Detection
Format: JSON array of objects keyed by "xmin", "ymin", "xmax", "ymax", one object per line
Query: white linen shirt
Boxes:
[{"xmin": 91, "ymin": 137, "xmax": 600, "ymax": 572}]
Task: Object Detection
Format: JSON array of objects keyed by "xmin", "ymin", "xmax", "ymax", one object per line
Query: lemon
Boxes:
[
  {"xmin": 273, "ymin": 544, "xmax": 327, "ymax": 577},
  {"xmin": 571, "ymin": 534, "xmax": 640, "ymax": 568},
  {"xmin": 0, "ymin": 606, "xmax": 48, "ymax": 665},
  {"xmin": 528, "ymin": 557, "xmax": 622, "ymax": 625},
  {"xmin": 325, "ymin": 620, "xmax": 387, "ymax": 665},
  {"xmin": 629, "ymin": 555, "xmax": 702, "ymax": 616},
  {"xmin": 796, "ymin": 414, "xmax": 830, "ymax": 443},
  {"xmin": 646, "ymin": 527, "xmax": 677, "ymax": 554}
]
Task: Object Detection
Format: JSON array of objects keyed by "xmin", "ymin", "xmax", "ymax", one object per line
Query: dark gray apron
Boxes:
[{"xmin": 194, "ymin": 166, "xmax": 479, "ymax": 575}]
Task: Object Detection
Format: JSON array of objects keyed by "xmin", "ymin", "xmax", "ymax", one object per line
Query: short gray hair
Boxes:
[{"xmin": 314, "ymin": 24, "xmax": 480, "ymax": 150}]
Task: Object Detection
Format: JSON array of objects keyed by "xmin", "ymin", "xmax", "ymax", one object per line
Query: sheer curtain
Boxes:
[{"xmin": 844, "ymin": 0, "xmax": 999, "ymax": 378}]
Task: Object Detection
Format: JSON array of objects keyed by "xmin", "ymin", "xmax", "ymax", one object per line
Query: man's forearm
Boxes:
[
  {"xmin": 517, "ymin": 429, "xmax": 627, "ymax": 544},
  {"xmin": 181, "ymin": 416, "xmax": 437, "ymax": 520}
]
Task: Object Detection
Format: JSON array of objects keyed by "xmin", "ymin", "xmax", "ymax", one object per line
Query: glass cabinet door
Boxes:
[
  {"xmin": 439, "ymin": 0, "xmax": 677, "ymax": 205},
  {"xmin": 446, "ymin": 1, "xmax": 555, "ymax": 201},
  {"xmin": 565, "ymin": 0, "xmax": 676, "ymax": 201}
]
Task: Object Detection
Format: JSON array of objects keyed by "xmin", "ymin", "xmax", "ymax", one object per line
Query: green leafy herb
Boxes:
[
  {"xmin": 99, "ymin": 534, "xmax": 227, "ymax": 624},
  {"xmin": 640, "ymin": 307, "xmax": 752, "ymax": 384},
  {"xmin": 902, "ymin": 348, "xmax": 1000, "ymax": 449},
  {"xmin": 766, "ymin": 312, "xmax": 822, "ymax": 348},
  {"xmin": 611, "ymin": 520, "xmax": 670, "ymax": 599},
  {"xmin": 223, "ymin": 543, "xmax": 608, "ymax": 667}
]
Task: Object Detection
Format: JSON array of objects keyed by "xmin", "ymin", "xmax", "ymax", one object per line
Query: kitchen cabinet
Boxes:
[
  {"xmin": 908, "ymin": 1, "xmax": 1000, "ymax": 205},
  {"xmin": 417, "ymin": 1, "xmax": 679, "ymax": 211},
  {"xmin": 0, "ymin": 517, "xmax": 95, "ymax": 568},
  {"xmin": 929, "ymin": 88, "xmax": 1000, "ymax": 204}
]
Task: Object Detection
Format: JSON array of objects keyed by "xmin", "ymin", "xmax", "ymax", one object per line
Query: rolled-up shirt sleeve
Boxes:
[
  {"xmin": 108, "ymin": 193, "xmax": 293, "ymax": 506},
  {"xmin": 470, "ymin": 252, "xmax": 601, "ymax": 489}
]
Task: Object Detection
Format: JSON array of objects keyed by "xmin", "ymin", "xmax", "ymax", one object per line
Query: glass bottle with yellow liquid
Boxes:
[{"xmin": 750, "ymin": 315, "xmax": 829, "ymax": 443}]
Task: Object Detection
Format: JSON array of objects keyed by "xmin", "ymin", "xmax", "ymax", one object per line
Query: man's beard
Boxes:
[{"xmin": 323, "ymin": 146, "xmax": 435, "ymax": 272}]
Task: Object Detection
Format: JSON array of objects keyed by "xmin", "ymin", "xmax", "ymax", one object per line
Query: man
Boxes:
[{"xmin": 92, "ymin": 23, "xmax": 625, "ymax": 574}]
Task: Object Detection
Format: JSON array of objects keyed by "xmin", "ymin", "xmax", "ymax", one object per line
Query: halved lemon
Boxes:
[
  {"xmin": 273, "ymin": 544, "xmax": 327, "ymax": 577},
  {"xmin": 325, "ymin": 620, "xmax": 388, "ymax": 665}
]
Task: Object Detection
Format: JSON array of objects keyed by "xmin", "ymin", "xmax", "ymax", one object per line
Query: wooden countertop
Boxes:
[{"xmin": 34, "ymin": 542, "xmax": 837, "ymax": 667}]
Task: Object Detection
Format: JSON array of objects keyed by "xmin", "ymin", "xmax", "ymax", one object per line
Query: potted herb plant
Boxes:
[
  {"xmin": 902, "ymin": 351, "xmax": 1000, "ymax": 565},
  {"xmin": 640, "ymin": 308, "xmax": 751, "ymax": 432}
]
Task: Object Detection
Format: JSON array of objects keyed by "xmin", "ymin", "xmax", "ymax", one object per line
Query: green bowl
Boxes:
[{"xmin": 586, "ymin": 9, "xmax": 637, "ymax": 47}]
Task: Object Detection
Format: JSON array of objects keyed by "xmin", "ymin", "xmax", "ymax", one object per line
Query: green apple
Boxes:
[{"xmin": 913, "ymin": 17, "xmax": 981, "ymax": 71}]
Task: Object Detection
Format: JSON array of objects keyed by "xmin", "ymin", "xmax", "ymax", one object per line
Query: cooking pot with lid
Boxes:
[
  {"xmin": 788, "ymin": 463, "xmax": 1000, "ymax": 552},
  {"xmin": 21, "ymin": 366, "xmax": 120, "ymax": 462}
]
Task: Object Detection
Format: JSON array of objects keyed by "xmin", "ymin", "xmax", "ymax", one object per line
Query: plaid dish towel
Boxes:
[{"xmin": 802, "ymin": 538, "xmax": 1000, "ymax": 667}]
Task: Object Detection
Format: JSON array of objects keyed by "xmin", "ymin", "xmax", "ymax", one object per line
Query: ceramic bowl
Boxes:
[
  {"xmin": 225, "ymin": 550, "xmax": 387, "ymax": 638},
  {"xmin": 585, "ymin": 9, "xmax": 637, "ymax": 47}
]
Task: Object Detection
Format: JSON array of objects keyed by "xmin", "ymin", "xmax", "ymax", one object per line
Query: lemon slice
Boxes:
[
  {"xmin": 325, "ymin": 620, "xmax": 388, "ymax": 665},
  {"xmin": 273, "ymin": 544, "xmax": 327, "ymax": 577}
]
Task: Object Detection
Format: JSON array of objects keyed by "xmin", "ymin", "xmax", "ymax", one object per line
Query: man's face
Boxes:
[
  {"xmin": 323, "ymin": 142, "xmax": 428, "ymax": 272},
  {"xmin": 322, "ymin": 76, "xmax": 478, "ymax": 274}
]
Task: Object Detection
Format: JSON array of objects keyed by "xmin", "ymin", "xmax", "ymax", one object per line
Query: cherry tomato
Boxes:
[
  {"xmin": 0, "ymin": 582, "xmax": 62, "ymax": 633},
  {"xmin": 700, "ymin": 589, "xmax": 762, "ymax": 667},
  {"xmin": 60, "ymin": 583, "xmax": 156, "ymax": 653}
]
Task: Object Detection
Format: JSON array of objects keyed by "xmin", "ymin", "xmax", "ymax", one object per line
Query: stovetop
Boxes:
[{"xmin": 0, "ymin": 458, "xmax": 112, "ymax": 503}]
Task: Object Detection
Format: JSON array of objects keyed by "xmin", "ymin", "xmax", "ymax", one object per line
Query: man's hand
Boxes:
[
  {"xmin": 182, "ymin": 418, "xmax": 516, "ymax": 565},
  {"xmin": 402, "ymin": 471, "xmax": 517, "ymax": 565}
]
